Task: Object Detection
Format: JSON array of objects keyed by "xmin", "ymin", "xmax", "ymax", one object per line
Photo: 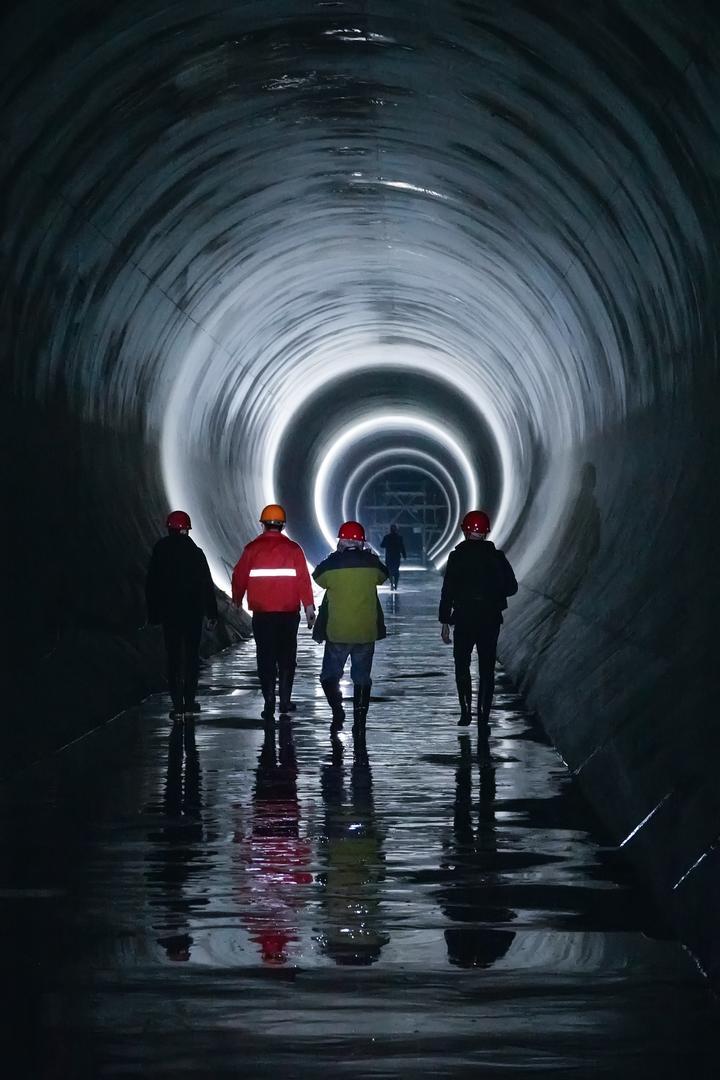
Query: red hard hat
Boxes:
[
  {"xmin": 167, "ymin": 510, "xmax": 192, "ymax": 531},
  {"xmin": 338, "ymin": 520, "xmax": 366, "ymax": 542},
  {"xmin": 462, "ymin": 510, "xmax": 491, "ymax": 535}
]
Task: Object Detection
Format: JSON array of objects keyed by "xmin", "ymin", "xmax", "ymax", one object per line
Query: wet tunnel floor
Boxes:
[{"xmin": 2, "ymin": 577, "xmax": 717, "ymax": 1078}]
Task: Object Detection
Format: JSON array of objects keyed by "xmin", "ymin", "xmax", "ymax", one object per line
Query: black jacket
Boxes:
[
  {"xmin": 439, "ymin": 540, "xmax": 517, "ymax": 625},
  {"xmin": 380, "ymin": 532, "xmax": 407, "ymax": 564},
  {"xmin": 145, "ymin": 533, "xmax": 218, "ymax": 624}
]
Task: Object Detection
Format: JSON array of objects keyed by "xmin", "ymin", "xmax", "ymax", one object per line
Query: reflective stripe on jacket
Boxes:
[{"xmin": 232, "ymin": 532, "xmax": 314, "ymax": 613}]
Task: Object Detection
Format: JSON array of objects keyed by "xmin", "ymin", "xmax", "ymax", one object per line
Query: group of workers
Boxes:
[{"xmin": 145, "ymin": 503, "xmax": 517, "ymax": 739}]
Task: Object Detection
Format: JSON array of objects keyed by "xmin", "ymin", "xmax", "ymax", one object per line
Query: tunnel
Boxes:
[{"xmin": 3, "ymin": 0, "xmax": 720, "ymax": 1069}]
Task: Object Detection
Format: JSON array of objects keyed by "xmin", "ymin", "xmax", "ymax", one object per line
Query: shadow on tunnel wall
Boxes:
[
  {"xmin": 4, "ymin": 393, "xmax": 249, "ymax": 779},
  {"xmin": 519, "ymin": 461, "xmax": 601, "ymax": 690},
  {"xmin": 501, "ymin": 391, "xmax": 720, "ymax": 983}
]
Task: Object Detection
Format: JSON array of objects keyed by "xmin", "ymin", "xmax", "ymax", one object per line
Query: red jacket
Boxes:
[{"xmin": 232, "ymin": 531, "xmax": 314, "ymax": 613}]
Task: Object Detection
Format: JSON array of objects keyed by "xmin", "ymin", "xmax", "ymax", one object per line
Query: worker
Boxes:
[
  {"xmin": 380, "ymin": 523, "xmax": 407, "ymax": 590},
  {"xmin": 145, "ymin": 510, "xmax": 218, "ymax": 718},
  {"xmin": 439, "ymin": 511, "xmax": 517, "ymax": 734},
  {"xmin": 312, "ymin": 521, "xmax": 388, "ymax": 735},
  {"xmin": 232, "ymin": 504, "xmax": 316, "ymax": 721}
]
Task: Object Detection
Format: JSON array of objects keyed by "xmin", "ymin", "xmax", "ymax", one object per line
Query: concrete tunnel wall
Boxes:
[{"xmin": 2, "ymin": 2, "xmax": 719, "ymax": 977}]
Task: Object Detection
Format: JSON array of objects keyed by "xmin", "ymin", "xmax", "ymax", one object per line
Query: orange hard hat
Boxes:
[{"xmin": 260, "ymin": 504, "xmax": 286, "ymax": 524}]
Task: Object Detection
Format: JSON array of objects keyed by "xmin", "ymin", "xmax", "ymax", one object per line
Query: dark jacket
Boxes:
[
  {"xmin": 439, "ymin": 540, "xmax": 517, "ymax": 625},
  {"xmin": 380, "ymin": 531, "xmax": 407, "ymax": 565},
  {"xmin": 145, "ymin": 533, "xmax": 218, "ymax": 624},
  {"xmin": 313, "ymin": 547, "xmax": 388, "ymax": 644}
]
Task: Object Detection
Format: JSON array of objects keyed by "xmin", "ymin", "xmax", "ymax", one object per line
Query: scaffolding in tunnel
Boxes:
[{"xmin": 358, "ymin": 472, "xmax": 448, "ymax": 564}]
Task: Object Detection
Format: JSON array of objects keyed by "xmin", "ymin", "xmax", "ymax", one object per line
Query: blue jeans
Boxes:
[{"xmin": 321, "ymin": 641, "xmax": 375, "ymax": 686}]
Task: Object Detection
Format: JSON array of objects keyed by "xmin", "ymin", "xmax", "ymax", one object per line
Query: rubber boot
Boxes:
[
  {"xmin": 183, "ymin": 672, "xmax": 200, "ymax": 714},
  {"xmin": 321, "ymin": 678, "xmax": 345, "ymax": 728},
  {"xmin": 169, "ymin": 675, "xmax": 185, "ymax": 719},
  {"xmin": 477, "ymin": 676, "xmax": 492, "ymax": 763},
  {"xmin": 352, "ymin": 684, "xmax": 371, "ymax": 736},
  {"xmin": 257, "ymin": 662, "xmax": 276, "ymax": 721},
  {"xmin": 278, "ymin": 667, "xmax": 297, "ymax": 715},
  {"xmin": 478, "ymin": 662, "xmax": 495, "ymax": 728},
  {"xmin": 455, "ymin": 673, "xmax": 472, "ymax": 726}
]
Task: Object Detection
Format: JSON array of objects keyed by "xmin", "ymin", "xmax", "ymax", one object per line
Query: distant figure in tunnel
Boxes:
[
  {"xmin": 380, "ymin": 524, "xmax": 407, "ymax": 590},
  {"xmin": 145, "ymin": 510, "xmax": 218, "ymax": 719},
  {"xmin": 439, "ymin": 511, "xmax": 517, "ymax": 738},
  {"xmin": 231, "ymin": 504, "xmax": 316, "ymax": 721},
  {"xmin": 313, "ymin": 521, "xmax": 388, "ymax": 736}
]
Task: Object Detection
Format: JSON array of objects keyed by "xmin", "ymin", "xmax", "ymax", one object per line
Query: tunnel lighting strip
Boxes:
[
  {"xmin": 672, "ymin": 840, "xmax": 719, "ymax": 892},
  {"xmin": 313, "ymin": 414, "xmax": 478, "ymax": 558},
  {"xmin": 619, "ymin": 790, "xmax": 674, "ymax": 848},
  {"xmin": 342, "ymin": 448, "xmax": 462, "ymax": 560}
]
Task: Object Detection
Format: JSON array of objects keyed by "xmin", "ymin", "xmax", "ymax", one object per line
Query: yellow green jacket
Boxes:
[{"xmin": 313, "ymin": 548, "xmax": 388, "ymax": 643}]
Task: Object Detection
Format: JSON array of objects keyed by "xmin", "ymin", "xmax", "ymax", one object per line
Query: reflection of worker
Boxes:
[
  {"xmin": 150, "ymin": 718, "xmax": 207, "ymax": 962},
  {"xmin": 233, "ymin": 721, "xmax": 312, "ymax": 965},
  {"xmin": 380, "ymin": 524, "xmax": 407, "ymax": 590},
  {"xmin": 145, "ymin": 511, "xmax": 218, "ymax": 718},
  {"xmin": 317, "ymin": 734, "xmax": 389, "ymax": 965},
  {"xmin": 438, "ymin": 735, "xmax": 515, "ymax": 967},
  {"xmin": 313, "ymin": 521, "xmax": 387, "ymax": 735},
  {"xmin": 439, "ymin": 511, "xmax": 517, "ymax": 735},
  {"xmin": 231, "ymin": 504, "xmax": 316, "ymax": 721}
]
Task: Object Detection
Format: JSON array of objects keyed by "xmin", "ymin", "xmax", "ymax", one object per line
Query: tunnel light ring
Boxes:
[
  {"xmin": 313, "ymin": 413, "xmax": 478, "ymax": 562},
  {"xmin": 343, "ymin": 448, "xmax": 461, "ymax": 559}
]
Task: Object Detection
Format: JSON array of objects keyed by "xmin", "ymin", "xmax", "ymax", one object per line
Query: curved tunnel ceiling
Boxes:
[{"xmin": 2, "ymin": 1, "xmax": 717, "ymax": 590}]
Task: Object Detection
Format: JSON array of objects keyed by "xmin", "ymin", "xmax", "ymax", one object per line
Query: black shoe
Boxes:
[
  {"xmin": 184, "ymin": 700, "xmax": 201, "ymax": 715},
  {"xmin": 278, "ymin": 700, "xmax": 297, "ymax": 715},
  {"xmin": 321, "ymin": 678, "xmax": 346, "ymax": 726},
  {"xmin": 261, "ymin": 697, "xmax": 276, "ymax": 721}
]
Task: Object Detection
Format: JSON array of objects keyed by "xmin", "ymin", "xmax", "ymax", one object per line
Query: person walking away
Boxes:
[
  {"xmin": 146, "ymin": 510, "xmax": 218, "ymax": 718},
  {"xmin": 232, "ymin": 504, "xmax": 316, "ymax": 721},
  {"xmin": 439, "ymin": 510, "xmax": 517, "ymax": 734},
  {"xmin": 313, "ymin": 521, "xmax": 388, "ymax": 735},
  {"xmin": 380, "ymin": 524, "xmax": 407, "ymax": 590}
]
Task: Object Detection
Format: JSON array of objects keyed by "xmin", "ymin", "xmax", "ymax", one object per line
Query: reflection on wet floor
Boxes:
[{"xmin": 1, "ymin": 578, "xmax": 717, "ymax": 1077}]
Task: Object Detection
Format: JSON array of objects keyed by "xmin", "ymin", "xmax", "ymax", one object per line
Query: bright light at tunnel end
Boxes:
[{"xmin": 313, "ymin": 413, "xmax": 479, "ymax": 567}]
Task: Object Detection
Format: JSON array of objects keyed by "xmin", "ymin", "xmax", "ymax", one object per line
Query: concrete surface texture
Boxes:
[
  {"xmin": 2, "ymin": 0, "xmax": 719, "ymax": 997},
  {"xmin": 2, "ymin": 579, "xmax": 717, "ymax": 1077}
]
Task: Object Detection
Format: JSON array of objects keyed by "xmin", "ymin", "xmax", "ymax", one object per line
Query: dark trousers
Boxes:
[
  {"xmin": 163, "ymin": 617, "xmax": 203, "ymax": 709},
  {"xmin": 252, "ymin": 612, "xmax": 300, "ymax": 703},
  {"xmin": 453, "ymin": 618, "xmax": 501, "ymax": 721},
  {"xmin": 386, "ymin": 561, "xmax": 400, "ymax": 589}
]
